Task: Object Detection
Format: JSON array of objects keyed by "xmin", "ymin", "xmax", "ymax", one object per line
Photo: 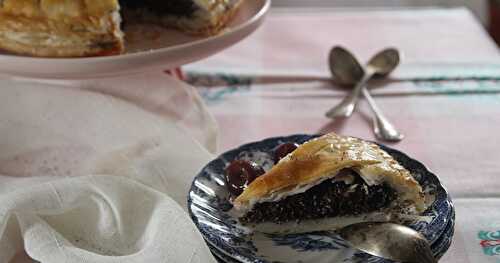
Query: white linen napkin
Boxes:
[{"xmin": 0, "ymin": 73, "xmax": 218, "ymax": 263}]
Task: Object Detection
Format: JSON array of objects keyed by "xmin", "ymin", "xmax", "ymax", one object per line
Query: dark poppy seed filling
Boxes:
[
  {"xmin": 120, "ymin": 0, "xmax": 197, "ymax": 18},
  {"xmin": 240, "ymin": 170, "xmax": 397, "ymax": 224}
]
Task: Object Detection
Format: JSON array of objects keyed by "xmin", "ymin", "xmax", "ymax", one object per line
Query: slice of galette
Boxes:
[
  {"xmin": 0, "ymin": 0, "xmax": 243, "ymax": 57},
  {"xmin": 232, "ymin": 133, "xmax": 425, "ymax": 231}
]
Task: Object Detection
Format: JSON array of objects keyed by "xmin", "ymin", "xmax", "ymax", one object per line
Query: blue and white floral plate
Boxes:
[
  {"xmin": 210, "ymin": 212, "xmax": 455, "ymax": 263},
  {"xmin": 188, "ymin": 134, "xmax": 455, "ymax": 263}
]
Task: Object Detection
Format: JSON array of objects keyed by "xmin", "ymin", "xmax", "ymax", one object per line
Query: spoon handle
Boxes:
[
  {"xmin": 361, "ymin": 88, "xmax": 404, "ymax": 142},
  {"xmin": 325, "ymin": 71, "xmax": 374, "ymax": 119}
]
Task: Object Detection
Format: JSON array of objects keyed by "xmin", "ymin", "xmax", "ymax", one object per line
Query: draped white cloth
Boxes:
[{"xmin": 0, "ymin": 73, "xmax": 218, "ymax": 263}]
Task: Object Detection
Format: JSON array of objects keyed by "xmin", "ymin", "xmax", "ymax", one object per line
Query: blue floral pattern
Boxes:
[{"xmin": 266, "ymin": 231, "xmax": 348, "ymax": 252}]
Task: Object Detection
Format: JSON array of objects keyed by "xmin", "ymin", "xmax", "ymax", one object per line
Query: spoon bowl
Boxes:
[
  {"xmin": 329, "ymin": 47, "xmax": 364, "ymax": 85},
  {"xmin": 338, "ymin": 222, "xmax": 437, "ymax": 263},
  {"xmin": 368, "ymin": 48, "xmax": 400, "ymax": 77}
]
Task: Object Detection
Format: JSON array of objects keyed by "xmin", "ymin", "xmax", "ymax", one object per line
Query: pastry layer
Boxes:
[
  {"xmin": 0, "ymin": 0, "xmax": 123, "ymax": 57},
  {"xmin": 241, "ymin": 170, "xmax": 397, "ymax": 224}
]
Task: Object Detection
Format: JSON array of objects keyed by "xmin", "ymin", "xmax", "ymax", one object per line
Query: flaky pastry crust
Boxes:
[{"xmin": 0, "ymin": 0, "xmax": 124, "ymax": 57}]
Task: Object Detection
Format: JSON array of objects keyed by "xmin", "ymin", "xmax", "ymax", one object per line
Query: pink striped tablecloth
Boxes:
[{"xmin": 187, "ymin": 7, "xmax": 500, "ymax": 263}]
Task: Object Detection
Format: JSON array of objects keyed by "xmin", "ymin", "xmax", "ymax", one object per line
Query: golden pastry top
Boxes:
[
  {"xmin": 0, "ymin": 0, "xmax": 119, "ymax": 19},
  {"xmin": 233, "ymin": 133, "xmax": 425, "ymax": 214}
]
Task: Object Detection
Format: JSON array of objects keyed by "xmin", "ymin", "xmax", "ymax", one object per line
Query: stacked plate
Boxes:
[{"xmin": 188, "ymin": 134, "xmax": 455, "ymax": 263}]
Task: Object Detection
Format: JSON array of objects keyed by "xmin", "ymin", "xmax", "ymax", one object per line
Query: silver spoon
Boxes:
[
  {"xmin": 326, "ymin": 46, "xmax": 399, "ymax": 117},
  {"xmin": 338, "ymin": 222, "xmax": 437, "ymax": 263},
  {"xmin": 326, "ymin": 46, "xmax": 404, "ymax": 142}
]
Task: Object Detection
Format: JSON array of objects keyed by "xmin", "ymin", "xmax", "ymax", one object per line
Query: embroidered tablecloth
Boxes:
[{"xmin": 186, "ymin": 7, "xmax": 500, "ymax": 263}]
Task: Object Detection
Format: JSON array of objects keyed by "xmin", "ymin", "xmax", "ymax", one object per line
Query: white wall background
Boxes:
[{"xmin": 271, "ymin": 0, "xmax": 488, "ymax": 25}]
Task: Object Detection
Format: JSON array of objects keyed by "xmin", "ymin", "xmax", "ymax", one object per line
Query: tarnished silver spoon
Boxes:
[
  {"xmin": 338, "ymin": 222, "xmax": 437, "ymax": 263},
  {"xmin": 326, "ymin": 46, "xmax": 404, "ymax": 142}
]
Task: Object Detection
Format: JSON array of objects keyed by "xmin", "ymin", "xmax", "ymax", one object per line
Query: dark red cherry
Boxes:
[
  {"xmin": 273, "ymin": 142, "xmax": 299, "ymax": 163},
  {"xmin": 225, "ymin": 160, "xmax": 265, "ymax": 196}
]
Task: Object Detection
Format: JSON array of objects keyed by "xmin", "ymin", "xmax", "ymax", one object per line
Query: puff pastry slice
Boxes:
[
  {"xmin": 0, "ymin": 0, "xmax": 243, "ymax": 57},
  {"xmin": 234, "ymin": 133, "xmax": 425, "ymax": 224}
]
